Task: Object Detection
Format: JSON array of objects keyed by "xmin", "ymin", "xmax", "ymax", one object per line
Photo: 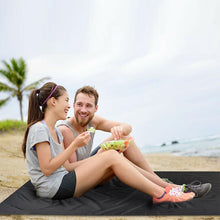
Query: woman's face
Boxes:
[{"xmin": 55, "ymin": 91, "xmax": 70, "ymax": 120}]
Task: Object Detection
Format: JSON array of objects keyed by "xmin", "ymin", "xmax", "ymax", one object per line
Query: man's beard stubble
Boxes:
[{"xmin": 75, "ymin": 113, "xmax": 94, "ymax": 127}]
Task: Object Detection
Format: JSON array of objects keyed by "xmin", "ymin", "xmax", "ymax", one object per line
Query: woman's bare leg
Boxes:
[
  {"xmin": 74, "ymin": 150, "xmax": 165, "ymax": 198},
  {"xmin": 103, "ymin": 135, "xmax": 158, "ymax": 176}
]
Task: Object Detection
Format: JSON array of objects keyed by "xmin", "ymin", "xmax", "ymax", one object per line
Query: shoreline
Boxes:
[{"xmin": 144, "ymin": 153, "xmax": 220, "ymax": 171}]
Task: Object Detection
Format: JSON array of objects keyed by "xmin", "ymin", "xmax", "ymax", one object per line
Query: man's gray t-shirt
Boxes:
[
  {"xmin": 56, "ymin": 120, "xmax": 95, "ymax": 161},
  {"xmin": 26, "ymin": 122, "xmax": 68, "ymax": 198}
]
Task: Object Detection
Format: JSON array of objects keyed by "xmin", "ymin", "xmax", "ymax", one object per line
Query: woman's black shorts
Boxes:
[
  {"xmin": 52, "ymin": 170, "xmax": 76, "ymax": 200},
  {"xmin": 53, "ymin": 145, "xmax": 101, "ymax": 200}
]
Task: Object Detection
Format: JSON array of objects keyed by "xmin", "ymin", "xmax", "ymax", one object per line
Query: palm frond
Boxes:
[
  {"xmin": 0, "ymin": 58, "xmax": 27, "ymax": 87},
  {"xmin": 22, "ymin": 77, "xmax": 51, "ymax": 91},
  {"xmin": 0, "ymin": 69, "xmax": 10, "ymax": 79},
  {"xmin": 0, "ymin": 97, "xmax": 10, "ymax": 107},
  {"xmin": 0, "ymin": 60, "xmax": 16, "ymax": 84},
  {"xmin": 2, "ymin": 60, "xmax": 12, "ymax": 72},
  {"xmin": 0, "ymin": 82, "xmax": 15, "ymax": 92},
  {"xmin": 11, "ymin": 58, "xmax": 19, "ymax": 73},
  {"xmin": 13, "ymin": 71, "xmax": 25, "ymax": 86},
  {"xmin": 18, "ymin": 58, "xmax": 27, "ymax": 79}
]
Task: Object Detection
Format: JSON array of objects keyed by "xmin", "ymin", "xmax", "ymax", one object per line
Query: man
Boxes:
[
  {"xmin": 57, "ymin": 86, "xmax": 211, "ymax": 198},
  {"xmin": 57, "ymin": 86, "xmax": 155, "ymax": 174}
]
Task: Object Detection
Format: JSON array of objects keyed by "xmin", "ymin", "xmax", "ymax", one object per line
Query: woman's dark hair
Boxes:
[{"xmin": 22, "ymin": 82, "xmax": 66, "ymax": 157}]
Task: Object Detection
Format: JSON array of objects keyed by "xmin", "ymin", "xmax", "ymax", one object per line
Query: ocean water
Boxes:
[{"xmin": 141, "ymin": 135, "xmax": 220, "ymax": 157}]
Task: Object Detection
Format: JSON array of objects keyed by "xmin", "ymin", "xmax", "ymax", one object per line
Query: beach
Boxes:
[{"xmin": 0, "ymin": 132, "xmax": 219, "ymax": 220}]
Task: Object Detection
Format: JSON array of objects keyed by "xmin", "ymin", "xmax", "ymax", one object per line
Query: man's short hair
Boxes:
[{"xmin": 74, "ymin": 86, "xmax": 99, "ymax": 105}]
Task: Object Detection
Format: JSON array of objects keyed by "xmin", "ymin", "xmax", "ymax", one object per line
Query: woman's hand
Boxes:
[
  {"xmin": 73, "ymin": 131, "xmax": 90, "ymax": 148},
  {"xmin": 117, "ymin": 145, "xmax": 129, "ymax": 154}
]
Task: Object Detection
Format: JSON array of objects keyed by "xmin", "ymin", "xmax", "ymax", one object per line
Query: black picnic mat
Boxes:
[{"xmin": 0, "ymin": 171, "xmax": 219, "ymax": 216}]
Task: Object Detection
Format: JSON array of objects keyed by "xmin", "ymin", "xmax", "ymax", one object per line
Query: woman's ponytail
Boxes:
[{"xmin": 22, "ymin": 89, "xmax": 44, "ymax": 157}]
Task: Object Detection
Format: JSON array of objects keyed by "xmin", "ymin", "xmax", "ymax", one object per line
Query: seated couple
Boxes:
[{"xmin": 22, "ymin": 82, "xmax": 211, "ymax": 204}]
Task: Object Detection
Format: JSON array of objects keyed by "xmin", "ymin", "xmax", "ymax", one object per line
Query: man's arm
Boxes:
[{"xmin": 92, "ymin": 115, "xmax": 132, "ymax": 139}]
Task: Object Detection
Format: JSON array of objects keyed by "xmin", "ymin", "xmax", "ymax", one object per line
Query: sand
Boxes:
[{"xmin": 0, "ymin": 132, "xmax": 219, "ymax": 220}]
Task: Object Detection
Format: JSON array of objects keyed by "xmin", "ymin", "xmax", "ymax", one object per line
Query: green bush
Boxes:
[{"xmin": 0, "ymin": 119, "xmax": 26, "ymax": 133}]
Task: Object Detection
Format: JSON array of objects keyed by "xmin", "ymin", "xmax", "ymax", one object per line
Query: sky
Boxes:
[{"xmin": 0, "ymin": 0, "xmax": 220, "ymax": 148}]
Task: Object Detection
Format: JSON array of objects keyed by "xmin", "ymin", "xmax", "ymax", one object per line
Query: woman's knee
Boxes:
[
  {"xmin": 106, "ymin": 149, "xmax": 120, "ymax": 156},
  {"xmin": 102, "ymin": 149, "xmax": 121, "ymax": 162}
]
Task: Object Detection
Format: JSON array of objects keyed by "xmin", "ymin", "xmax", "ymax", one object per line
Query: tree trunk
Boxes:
[
  {"xmin": 17, "ymin": 89, "xmax": 23, "ymax": 121},
  {"xmin": 19, "ymin": 99, "xmax": 23, "ymax": 121}
]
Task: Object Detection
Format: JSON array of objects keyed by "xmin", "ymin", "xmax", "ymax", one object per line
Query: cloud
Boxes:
[
  {"xmin": 88, "ymin": 0, "xmax": 133, "ymax": 55},
  {"xmin": 1, "ymin": 0, "xmax": 220, "ymax": 147}
]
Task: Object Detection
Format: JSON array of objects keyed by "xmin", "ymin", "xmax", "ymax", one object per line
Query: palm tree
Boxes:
[{"xmin": 0, "ymin": 58, "xmax": 50, "ymax": 121}]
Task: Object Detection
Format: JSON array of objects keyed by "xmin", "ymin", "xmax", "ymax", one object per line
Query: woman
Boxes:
[{"xmin": 22, "ymin": 82, "xmax": 194, "ymax": 203}]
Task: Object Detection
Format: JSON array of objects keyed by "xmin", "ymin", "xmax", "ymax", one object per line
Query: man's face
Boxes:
[{"xmin": 74, "ymin": 93, "xmax": 97, "ymax": 127}]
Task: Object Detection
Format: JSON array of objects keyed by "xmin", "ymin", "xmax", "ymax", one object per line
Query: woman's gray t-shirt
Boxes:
[{"xmin": 26, "ymin": 122, "xmax": 68, "ymax": 198}]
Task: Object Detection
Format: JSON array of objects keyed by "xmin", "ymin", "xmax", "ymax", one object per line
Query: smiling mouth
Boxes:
[{"xmin": 79, "ymin": 113, "xmax": 89, "ymax": 118}]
